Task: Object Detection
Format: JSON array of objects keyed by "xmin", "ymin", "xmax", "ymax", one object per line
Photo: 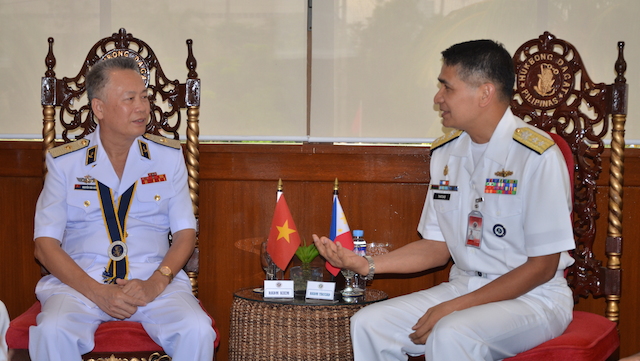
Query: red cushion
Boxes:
[
  {"xmin": 407, "ymin": 311, "xmax": 617, "ymax": 361},
  {"xmin": 505, "ymin": 311, "xmax": 619, "ymax": 361},
  {"xmin": 7, "ymin": 301, "xmax": 220, "ymax": 352}
]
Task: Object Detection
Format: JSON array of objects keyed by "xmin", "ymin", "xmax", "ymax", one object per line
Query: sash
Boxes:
[{"xmin": 97, "ymin": 181, "xmax": 136, "ymax": 284}]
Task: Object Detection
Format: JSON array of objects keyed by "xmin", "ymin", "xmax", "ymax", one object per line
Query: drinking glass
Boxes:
[
  {"xmin": 341, "ymin": 268, "xmax": 363, "ymax": 296},
  {"xmin": 260, "ymin": 241, "xmax": 284, "ymax": 281},
  {"xmin": 366, "ymin": 242, "xmax": 393, "ymax": 256},
  {"xmin": 260, "ymin": 241, "xmax": 280, "ymax": 280}
]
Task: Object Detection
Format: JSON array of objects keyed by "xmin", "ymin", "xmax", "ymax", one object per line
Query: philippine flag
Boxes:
[{"xmin": 327, "ymin": 194, "xmax": 354, "ymax": 276}]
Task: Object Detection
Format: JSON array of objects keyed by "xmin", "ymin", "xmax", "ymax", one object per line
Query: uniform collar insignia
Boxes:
[
  {"xmin": 86, "ymin": 145, "xmax": 97, "ymax": 165},
  {"xmin": 138, "ymin": 139, "xmax": 151, "ymax": 159},
  {"xmin": 495, "ymin": 169, "xmax": 513, "ymax": 177}
]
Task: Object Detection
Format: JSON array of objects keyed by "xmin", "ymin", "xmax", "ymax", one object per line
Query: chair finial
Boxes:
[
  {"xmin": 114, "ymin": 28, "xmax": 130, "ymax": 49},
  {"xmin": 538, "ymin": 31, "xmax": 555, "ymax": 51},
  {"xmin": 186, "ymin": 39, "xmax": 198, "ymax": 79},
  {"xmin": 615, "ymin": 41, "xmax": 626, "ymax": 84},
  {"xmin": 45, "ymin": 37, "xmax": 56, "ymax": 78}
]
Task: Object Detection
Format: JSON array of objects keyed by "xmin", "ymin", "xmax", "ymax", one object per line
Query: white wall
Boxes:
[{"xmin": 1, "ymin": 0, "xmax": 638, "ymax": 143}]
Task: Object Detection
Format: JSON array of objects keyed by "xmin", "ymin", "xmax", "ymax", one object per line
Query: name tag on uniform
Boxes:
[
  {"xmin": 263, "ymin": 280, "xmax": 294, "ymax": 298},
  {"xmin": 433, "ymin": 193, "xmax": 451, "ymax": 200}
]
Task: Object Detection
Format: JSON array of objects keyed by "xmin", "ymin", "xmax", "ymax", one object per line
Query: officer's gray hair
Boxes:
[{"xmin": 86, "ymin": 57, "xmax": 140, "ymax": 101}]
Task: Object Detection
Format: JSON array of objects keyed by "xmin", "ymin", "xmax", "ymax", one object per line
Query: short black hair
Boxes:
[
  {"xmin": 441, "ymin": 40, "xmax": 514, "ymax": 103},
  {"xmin": 86, "ymin": 56, "xmax": 141, "ymax": 101}
]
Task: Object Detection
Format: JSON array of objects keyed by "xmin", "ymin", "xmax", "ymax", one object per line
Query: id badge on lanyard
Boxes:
[{"xmin": 466, "ymin": 198, "xmax": 484, "ymax": 248}]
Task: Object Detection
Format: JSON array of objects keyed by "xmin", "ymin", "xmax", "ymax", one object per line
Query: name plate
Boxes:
[
  {"xmin": 263, "ymin": 280, "xmax": 294, "ymax": 298},
  {"xmin": 305, "ymin": 281, "xmax": 336, "ymax": 300}
]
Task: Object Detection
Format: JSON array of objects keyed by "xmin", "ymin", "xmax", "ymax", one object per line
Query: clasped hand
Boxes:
[{"xmin": 93, "ymin": 278, "xmax": 164, "ymax": 319}]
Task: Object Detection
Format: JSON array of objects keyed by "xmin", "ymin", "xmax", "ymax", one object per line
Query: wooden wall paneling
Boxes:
[
  {"xmin": 196, "ymin": 143, "xmax": 444, "ymax": 360},
  {"xmin": 3, "ymin": 142, "xmax": 640, "ymax": 359},
  {"xmin": 616, "ymin": 186, "xmax": 640, "ymax": 357},
  {"xmin": 0, "ymin": 176, "xmax": 42, "ymax": 319},
  {"xmin": 573, "ymin": 186, "xmax": 640, "ymax": 357},
  {"xmin": 0, "ymin": 142, "xmax": 43, "ymax": 320}
]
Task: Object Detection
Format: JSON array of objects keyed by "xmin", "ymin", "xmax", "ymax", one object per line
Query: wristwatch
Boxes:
[
  {"xmin": 363, "ymin": 256, "xmax": 375, "ymax": 280},
  {"xmin": 156, "ymin": 265, "xmax": 174, "ymax": 283}
]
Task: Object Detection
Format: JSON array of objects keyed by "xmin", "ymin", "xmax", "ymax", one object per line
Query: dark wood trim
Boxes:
[{"xmin": 2, "ymin": 141, "xmax": 639, "ymax": 359}]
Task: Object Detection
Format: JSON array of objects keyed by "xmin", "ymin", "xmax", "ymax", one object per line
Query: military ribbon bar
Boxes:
[
  {"xmin": 484, "ymin": 178, "xmax": 518, "ymax": 195},
  {"xmin": 141, "ymin": 172, "xmax": 167, "ymax": 184}
]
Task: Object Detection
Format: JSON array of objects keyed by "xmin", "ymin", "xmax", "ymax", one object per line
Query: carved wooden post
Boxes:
[
  {"xmin": 185, "ymin": 39, "xmax": 201, "ymax": 298},
  {"xmin": 605, "ymin": 41, "xmax": 627, "ymax": 323},
  {"xmin": 41, "ymin": 37, "xmax": 57, "ymax": 177}
]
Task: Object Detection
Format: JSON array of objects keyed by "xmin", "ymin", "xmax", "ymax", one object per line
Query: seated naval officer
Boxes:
[
  {"xmin": 30, "ymin": 56, "xmax": 215, "ymax": 361},
  {"xmin": 313, "ymin": 39, "xmax": 574, "ymax": 361}
]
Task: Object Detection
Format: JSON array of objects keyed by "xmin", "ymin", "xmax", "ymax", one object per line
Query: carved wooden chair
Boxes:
[
  {"xmin": 410, "ymin": 32, "xmax": 626, "ymax": 361},
  {"xmin": 505, "ymin": 31, "xmax": 625, "ymax": 360},
  {"xmin": 6, "ymin": 28, "xmax": 219, "ymax": 361}
]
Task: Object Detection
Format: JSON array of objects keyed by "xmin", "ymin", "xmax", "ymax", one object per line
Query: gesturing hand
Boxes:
[{"xmin": 312, "ymin": 234, "xmax": 368, "ymax": 275}]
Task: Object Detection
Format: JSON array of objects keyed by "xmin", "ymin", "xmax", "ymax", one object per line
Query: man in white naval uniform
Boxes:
[
  {"xmin": 30, "ymin": 57, "xmax": 215, "ymax": 360},
  {"xmin": 313, "ymin": 40, "xmax": 575, "ymax": 360}
]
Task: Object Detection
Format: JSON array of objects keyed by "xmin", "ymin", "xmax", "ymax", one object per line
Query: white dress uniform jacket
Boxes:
[
  {"xmin": 34, "ymin": 128, "xmax": 196, "ymax": 301},
  {"xmin": 419, "ymin": 108, "xmax": 575, "ymax": 277},
  {"xmin": 30, "ymin": 128, "xmax": 214, "ymax": 361},
  {"xmin": 350, "ymin": 109, "xmax": 576, "ymax": 361}
]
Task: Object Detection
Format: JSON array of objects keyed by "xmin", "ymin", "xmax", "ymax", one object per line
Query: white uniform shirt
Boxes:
[
  {"xmin": 34, "ymin": 128, "xmax": 196, "ymax": 304},
  {"xmin": 418, "ymin": 109, "xmax": 575, "ymax": 276}
]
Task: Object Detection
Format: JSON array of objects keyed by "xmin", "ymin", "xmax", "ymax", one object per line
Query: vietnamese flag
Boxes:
[
  {"xmin": 267, "ymin": 194, "xmax": 301, "ymax": 270},
  {"xmin": 326, "ymin": 194, "xmax": 354, "ymax": 276}
]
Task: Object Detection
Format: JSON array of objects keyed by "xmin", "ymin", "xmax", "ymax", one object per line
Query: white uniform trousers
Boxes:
[
  {"xmin": 351, "ymin": 266, "xmax": 573, "ymax": 361},
  {"xmin": 0, "ymin": 301, "xmax": 9, "ymax": 361},
  {"xmin": 29, "ymin": 291, "xmax": 216, "ymax": 361}
]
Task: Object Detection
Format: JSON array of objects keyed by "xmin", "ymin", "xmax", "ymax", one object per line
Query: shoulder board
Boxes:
[
  {"xmin": 431, "ymin": 130, "xmax": 463, "ymax": 152},
  {"xmin": 143, "ymin": 133, "xmax": 181, "ymax": 149},
  {"xmin": 512, "ymin": 127, "xmax": 555, "ymax": 154},
  {"xmin": 48, "ymin": 139, "xmax": 90, "ymax": 158}
]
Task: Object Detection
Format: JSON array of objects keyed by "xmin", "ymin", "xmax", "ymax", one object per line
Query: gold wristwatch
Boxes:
[{"xmin": 156, "ymin": 265, "xmax": 174, "ymax": 283}]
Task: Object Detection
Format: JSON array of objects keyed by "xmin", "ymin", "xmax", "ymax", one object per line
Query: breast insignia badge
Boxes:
[
  {"xmin": 74, "ymin": 175, "xmax": 97, "ymax": 191},
  {"xmin": 494, "ymin": 169, "xmax": 513, "ymax": 177}
]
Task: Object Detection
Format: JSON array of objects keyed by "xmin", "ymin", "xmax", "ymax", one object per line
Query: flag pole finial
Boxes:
[
  {"xmin": 277, "ymin": 178, "xmax": 283, "ymax": 191},
  {"xmin": 334, "ymin": 178, "xmax": 339, "ymax": 191}
]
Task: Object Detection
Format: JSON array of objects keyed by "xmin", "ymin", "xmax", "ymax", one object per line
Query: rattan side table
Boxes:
[{"xmin": 229, "ymin": 287, "xmax": 388, "ymax": 361}]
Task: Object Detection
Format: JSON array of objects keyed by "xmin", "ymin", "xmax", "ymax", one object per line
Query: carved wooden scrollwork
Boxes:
[
  {"xmin": 41, "ymin": 28, "xmax": 199, "ymax": 144},
  {"xmin": 85, "ymin": 352, "xmax": 172, "ymax": 361},
  {"xmin": 511, "ymin": 32, "xmax": 626, "ymax": 322}
]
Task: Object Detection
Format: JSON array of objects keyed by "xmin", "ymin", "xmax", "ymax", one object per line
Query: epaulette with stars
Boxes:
[
  {"xmin": 430, "ymin": 129, "xmax": 463, "ymax": 153},
  {"xmin": 143, "ymin": 133, "xmax": 181, "ymax": 149},
  {"xmin": 513, "ymin": 127, "xmax": 555, "ymax": 154},
  {"xmin": 48, "ymin": 139, "xmax": 90, "ymax": 158}
]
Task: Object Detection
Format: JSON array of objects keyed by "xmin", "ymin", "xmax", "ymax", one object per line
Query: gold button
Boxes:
[
  {"xmin": 154, "ymin": 195, "xmax": 161, "ymax": 201},
  {"xmin": 125, "ymin": 232, "xmax": 129, "ymax": 238},
  {"xmin": 84, "ymin": 200, "xmax": 90, "ymax": 207},
  {"xmin": 65, "ymin": 145, "xmax": 72, "ymax": 150},
  {"xmin": 81, "ymin": 140, "xmax": 88, "ymax": 146}
]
